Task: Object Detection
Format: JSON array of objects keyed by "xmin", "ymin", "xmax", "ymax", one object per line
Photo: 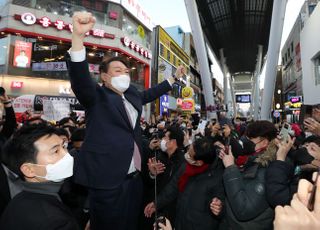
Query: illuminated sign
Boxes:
[
  {"xmin": 21, "ymin": 12, "xmax": 36, "ymax": 25},
  {"xmin": 160, "ymin": 94, "xmax": 169, "ymax": 116},
  {"xmin": 290, "ymin": 96, "xmax": 302, "ymax": 103},
  {"xmin": 11, "ymin": 81, "xmax": 24, "ymax": 89},
  {"xmin": 236, "ymin": 94, "xmax": 251, "ymax": 103},
  {"xmin": 109, "ymin": 11, "xmax": 118, "ymax": 20},
  {"xmin": 15, "ymin": 13, "xmax": 115, "ymax": 39},
  {"xmin": 121, "ymin": 37, "xmax": 152, "ymax": 59}
]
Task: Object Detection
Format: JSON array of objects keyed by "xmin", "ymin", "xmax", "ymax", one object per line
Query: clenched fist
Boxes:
[{"xmin": 72, "ymin": 12, "xmax": 96, "ymax": 38}]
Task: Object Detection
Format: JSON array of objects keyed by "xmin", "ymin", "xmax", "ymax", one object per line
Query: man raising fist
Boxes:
[{"xmin": 68, "ymin": 12, "xmax": 185, "ymax": 230}]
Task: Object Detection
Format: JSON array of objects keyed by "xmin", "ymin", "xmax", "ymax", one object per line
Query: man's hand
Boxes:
[
  {"xmin": 304, "ymin": 117, "xmax": 320, "ymax": 136},
  {"xmin": 156, "ymin": 218, "xmax": 172, "ymax": 230},
  {"xmin": 210, "ymin": 197, "xmax": 223, "ymax": 216},
  {"xmin": 72, "ymin": 12, "xmax": 96, "ymax": 38},
  {"xmin": 144, "ymin": 202, "xmax": 156, "ymax": 218},
  {"xmin": 276, "ymin": 135, "xmax": 295, "ymax": 161},
  {"xmin": 218, "ymin": 146, "xmax": 235, "ymax": 168},
  {"xmin": 148, "ymin": 157, "xmax": 165, "ymax": 176},
  {"xmin": 175, "ymin": 65, "xmax": 186, "ymax": 79},
  {"xmin": 274, "ymin": 176, "xmax": 320, "ymax": 230},
  {"xmin": 71, "ymin": 12, "xmax": 96, "ymax": 51}
]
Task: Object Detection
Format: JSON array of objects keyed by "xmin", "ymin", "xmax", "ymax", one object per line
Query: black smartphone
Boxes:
[
  {"xmin": 224, "ymin": 136, "xmax": 230, "ymax": 155},
  {"xmin": 299, "ymin": 104, "xmax": 313, "ymax": 128},
  {"xmin": 0, "ymin": 87, "xmax": 5, "ymax": 96}
]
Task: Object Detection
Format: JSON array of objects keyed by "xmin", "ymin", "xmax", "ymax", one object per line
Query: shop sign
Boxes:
[
  {"xmin": 21, "ymin": 12, "xmax": 36, "ymax": 25},
  {"xmin": 137, "ymin": 25, "xmax": 145, "ymax": 39},
  {"xmin": 181, "ymin": 99, "xmax": 194, "ymax": 111},
  {"xmin": 235, "ymin": 94, "xmax": 251, "ymax": 103},
  {"xmin": 109, "ymin": 11, "xmax": 118, "ymax": 20},
  {"xmin": 121, "ymin": 0, "xmax": 153, "ymax": 30},
  {"xmin": 15, "ymin": 13, "xmax": 115, "ymax": 39},
  {"xmin": 11, "ymin": 81, "xmax": 24, "ymax": 89},
  {"xmin": 160, "ymin": 94, "xmax": 169, "ymax": 116},
  {"xmin": 290, "ymin": 96, "xmax": 302, "ymax": 103},
  {"xmin": 32, "ymin": 62, "xmax": 68, "ymax": 72},
  {"xmin": 121, "ymin": 37, "xmax": 152, "ymax": 59},
  {"xmin": 182, "ymin": 86, "xmax": 193, "ymax": 98}
]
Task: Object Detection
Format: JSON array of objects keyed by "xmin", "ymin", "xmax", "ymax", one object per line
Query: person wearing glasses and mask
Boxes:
[
  {"xmin": 0, "ymin": 124, "xmax": 78, "ymax": 230},
  {"xmin": 218, "ymin": 120, "xmax": 278, "ymax": 230},
  {"xmin": 67, "ymin": 12, "xmax": 185, "ymax": 230}
]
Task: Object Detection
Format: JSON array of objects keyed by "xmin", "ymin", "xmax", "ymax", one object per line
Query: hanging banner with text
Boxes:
[{"xmin": 42, "ymin": 100, "xmax": 70, "ymax": 121}]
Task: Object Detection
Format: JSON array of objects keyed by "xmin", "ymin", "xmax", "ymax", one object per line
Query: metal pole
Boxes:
[
  {"xmin": 260, "ymin": 0, "xmax": 288, "ymax": 120},
  {"xmin": 254, "ymin": 45, "xmax": 264, "ymax": 120},
  {"xmin": 184, "ymin": 0, "xmax": 216, "ymax": 119},
  {"xmin": 250, "ymin": 73, "xmax": 256, "ymax": 118},
  {"xmin": 220, "ymin": 49, "xmax": 229, "ymax": 108}
]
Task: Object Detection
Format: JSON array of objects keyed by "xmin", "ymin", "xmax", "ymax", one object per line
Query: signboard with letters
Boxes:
[{"xmin": 236, "ymin": 94, "xmax": 251, "ymax": 103}]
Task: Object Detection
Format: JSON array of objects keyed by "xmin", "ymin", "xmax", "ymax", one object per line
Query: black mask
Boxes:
[
  {"xmin": 240, "ymin": 136, "xmax": 256, "ymax": 155},
  {"xmin": 291, "ymin": 147, "xmax": 314, "ymax": 165}
]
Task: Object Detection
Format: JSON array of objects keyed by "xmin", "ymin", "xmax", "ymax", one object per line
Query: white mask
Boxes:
[
  {"xmin": 35, "ymin": 153, "xmax": 74, "ymax": 182},
  {"xmin": 111, "ymin": 74, "xmax": 130, "ymax": 93},
  {"xmin": 160, "ymin": 139, "xmax": 168, "ymax": 152}
]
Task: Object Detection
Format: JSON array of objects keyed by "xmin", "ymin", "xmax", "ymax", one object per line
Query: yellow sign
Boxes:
[
  {"xmin": 158, "ymin": 26, "xmax": 189, "ymax": 68},
  {"xmin": 137, "ymin": 25, "xmax": 145, "ymax": 39},
  {"xmin": 182, "ymin": 86, "xmax": 194, "ymax": 98}
]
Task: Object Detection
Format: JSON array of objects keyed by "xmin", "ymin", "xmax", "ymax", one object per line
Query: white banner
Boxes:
[{"xmin": 42, "ymin": 100, "xmax": 70, "ymax": 121}]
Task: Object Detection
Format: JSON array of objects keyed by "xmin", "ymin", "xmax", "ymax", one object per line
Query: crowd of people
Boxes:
[{"xmin": 0, "ymin": 11, "xmax": 320, "ymax": 230}]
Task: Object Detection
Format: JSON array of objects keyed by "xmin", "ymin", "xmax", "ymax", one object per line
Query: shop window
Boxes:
[
  {"xmin": 314, "ymin": 54, "xmax": 320, "ymax": 85},
  {"xmin": 167, "ymin": 50, "xmax": 171, "ymax": 61},
  {"xmin": 160, "ymin": 44, "xmax": 164, "ymax": 57}
]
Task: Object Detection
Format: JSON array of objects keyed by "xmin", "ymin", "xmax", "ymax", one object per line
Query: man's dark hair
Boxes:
[
  {"xmin": 71, "ymin": 128, "xmax": 86, "ymax": 142},
  {"xmin": 167, "ymin": 125, "xmax": 184, "ymax": 148},
  {"xmin": 303, "ymin": 135, "xmax": 320, "ymax": 146},
  {"xmin": 193, "ymin": 137, "xmax": 217, "ymax": 164},
  {"xmin": 25, "ymin": 117, "xmax": 46, "ymax": 125},
  {"xmin": 55, "ymin": 128, "xmax": 70, "ymax": 139},
  {"xmin": 99, "ymin": 56, "xmax": 129, "ymax": 73},
  {"xmin": 1, "ymin": 124, "xmax": 58, "ymax": 179},
  {"xmin": 246, "ymin": 120, "xmax": 277, "ymax": 141},
  {"xmin": 58, "ymin": 117, "xmax": 75, "ymax": 127}
]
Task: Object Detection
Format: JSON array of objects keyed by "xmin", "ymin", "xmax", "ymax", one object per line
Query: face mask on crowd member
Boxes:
[
  {"xmin": 160, "ymin": 126, "xmax": 184, "ymax": 155},
  {"xmin": 240, "ymin": 120, "xmax": 278, "ymax": 155},
  {"xmin": 291, "ymin": 136, "xmax": 320, "ymax": 165},
  {"xmin": 1, "ymin": 124, "xmax": 74, "ymax": 183},
  {"xmin": 100, "ymin": 57, "xmax": 131, "ymax": 94}
]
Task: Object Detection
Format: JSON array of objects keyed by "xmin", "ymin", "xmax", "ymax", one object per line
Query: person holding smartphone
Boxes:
[{"xmin": 218, "ymin": 120, "xmax": 278, "ymax": 230}]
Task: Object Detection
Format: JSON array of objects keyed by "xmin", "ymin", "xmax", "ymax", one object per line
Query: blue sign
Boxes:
[
  {"xmin": 236, "ymin": 94, "xmax": 251, "ymax": 103},
  {"xmin": 160, "ymin": 94, "xmax": 169, "ymax": 116},
  {"xmin": 273, "ymin": 110, "xmax": 280, "ymax": 118}
]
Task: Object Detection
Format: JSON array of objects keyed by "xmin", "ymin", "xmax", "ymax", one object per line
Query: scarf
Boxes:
[
  {"xmin": 235, "ymin": 147, "xmax": 267, "ymax": 168},
  {"xmin": 178, "ymin": 163, "xmax": 209, "ymax": 192}
]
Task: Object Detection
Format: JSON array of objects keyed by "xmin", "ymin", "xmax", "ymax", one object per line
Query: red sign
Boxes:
[
  {"xmin": 11, "ymin": 81, "xmax": 24, "ymax": 89},
  {"xmin": 15, "ymin": 13, "xmax": 115, "ymax": 39},
  {"xmin": 121, "ymin": 37, "xmax": 152, "ymax": 59},
  {"xmin": 13, "ymin": 40, "xmax": 32, "ymax": 68},
  {"xmin": 109, "ymin": 11, "xmax": 118, "ymax": 20}
]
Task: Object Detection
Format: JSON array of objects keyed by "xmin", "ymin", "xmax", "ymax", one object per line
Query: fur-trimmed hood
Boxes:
[{"xmin": 254, "ymin": 140, "xmax": 277, "ymax": 167}]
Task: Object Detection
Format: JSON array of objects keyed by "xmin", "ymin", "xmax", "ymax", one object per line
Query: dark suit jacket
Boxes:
[
  {"xmin": 0, "ymin": 165, "xmax": 10, "ymax": 217},
  {"xmin": 68, "ymin": 60, "xmax": 172, "ymax": 189},
  {"xmin": 0, "ymin": 191, "xmax": 79, "ymax": 230}
]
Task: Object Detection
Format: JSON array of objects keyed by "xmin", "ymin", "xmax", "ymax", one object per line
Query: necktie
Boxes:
[{"xmin": 122, "ymin": 98, "xmax": 141, "ymax": 171}]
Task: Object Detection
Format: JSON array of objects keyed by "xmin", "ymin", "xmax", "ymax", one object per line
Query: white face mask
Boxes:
[
  {"xmin": 35, "ymin": 153, "xmax": 74, "ymax": 182},
  {"xmin": 111, "ymin": 74, "xmax": 130, "ymax": 93},
  {"xmin": 160, "ymin": 139, "xmax": 168, "ymax": 152}
]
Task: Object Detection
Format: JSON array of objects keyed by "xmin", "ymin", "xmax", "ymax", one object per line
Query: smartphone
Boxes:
[
  {"xmin": 224, "ymin": 136, "xmax": 230, "ymax": 155},
  {"xmin": 279, "ymin": 123, "xmax": 291, "ymax": 141},
  {"xmin": 299, "ymin": 104, "xmax": 313, "ymax": 129}
]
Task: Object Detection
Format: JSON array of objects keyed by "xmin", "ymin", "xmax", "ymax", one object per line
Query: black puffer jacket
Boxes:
[
  {"xmin": 223, "ymin": 161, "xmax": 274, "ymax": 230},
  {"xmin": 157, "ymin": 159, "xmax": 225, "ymax": 230}
]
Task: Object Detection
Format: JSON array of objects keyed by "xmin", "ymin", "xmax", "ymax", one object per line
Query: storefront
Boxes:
[
  {"xmin": 284, "ymin": 96, "xmax": 303, "ymax": 123},
  {"xmin": 0, "ymin": 2, "xmax": 153, "ymax": 96}
]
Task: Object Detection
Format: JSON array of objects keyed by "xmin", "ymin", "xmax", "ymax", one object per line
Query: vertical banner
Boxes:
[{"xmin": 13, "ymin": 40, "xmax": 32, "ymax": 68}]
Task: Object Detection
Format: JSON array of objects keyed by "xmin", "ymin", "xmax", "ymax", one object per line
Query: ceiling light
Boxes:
[{"xmin": 88, "ymin": 53, "xmax": 95, "ymax": 56}]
